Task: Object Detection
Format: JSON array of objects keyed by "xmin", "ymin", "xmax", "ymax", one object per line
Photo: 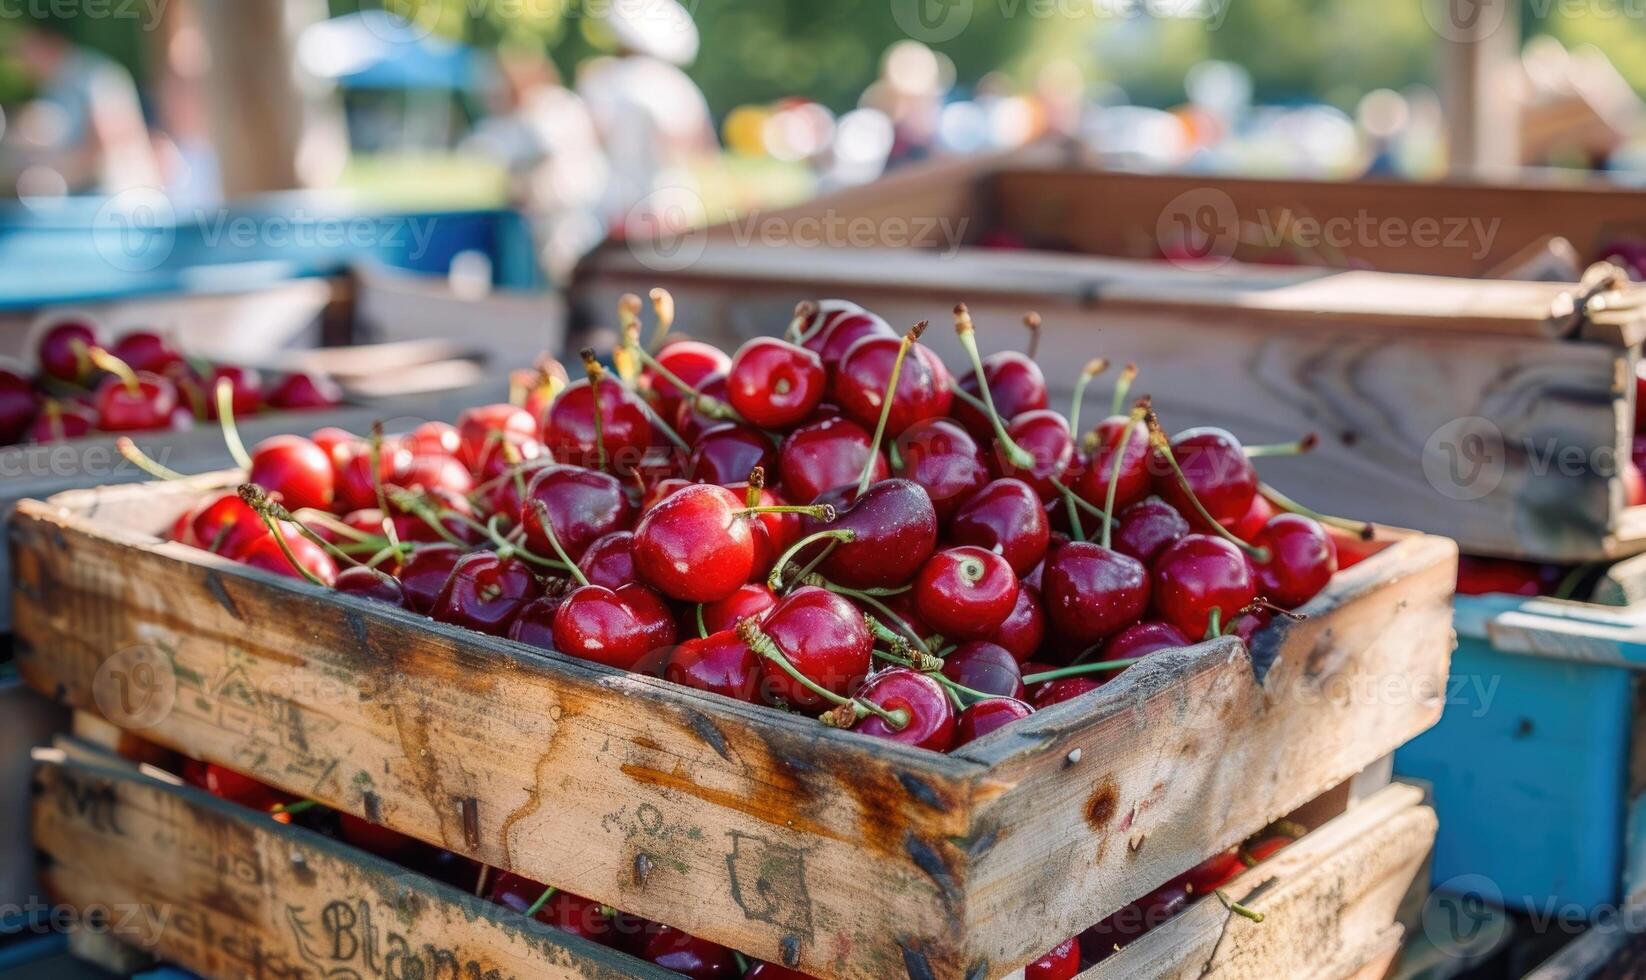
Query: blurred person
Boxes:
[{"xmin": 0, "ymin": 19, "xmax": 159, "ymax": 195}]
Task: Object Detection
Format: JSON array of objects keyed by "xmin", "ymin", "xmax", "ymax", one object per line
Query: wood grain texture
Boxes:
[
  {"xmin": 33, "ymin": 754, "xmax": 673, "ymax": 980},
  {"xmin": 12, "ymin": 479, "xmax": 1456, "ymax": 979}
]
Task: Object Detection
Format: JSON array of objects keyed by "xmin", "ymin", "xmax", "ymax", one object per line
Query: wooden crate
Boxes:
[
  {"xmin": 9, "ymin": 472, "xmax": 1456, "ymax": 980},
  {"xmin": 30, "ymin": 743, "xmax": 1435, "ymax": 980}
]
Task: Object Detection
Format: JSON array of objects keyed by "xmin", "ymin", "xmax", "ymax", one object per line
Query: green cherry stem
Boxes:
[
  {"xmin": 116, "ymin": 437, "xmax": 189, "ymax": 482},
  {"xmin": 1021, "ymin": 658, "xmax": 1145, "ymax": 686},
  {"xmin": 1243, "ymin": 433, "xmax": 1319, "ymax": 458},
  {"xmin": 1259, "ymin": 480, "xmax": 1376, "ymax": 540},
  {"xmin": 736, "ymin": 618, "xmax": 906, "ymax": 728},
  {"xmin": 620, "ymin": 315, "xmax": 741, "ymax": 423},
  {"xmin": 768, "ymin": 529, "xmax": 855, "ymax": 592},
  {"xmin": 241, "ymin": 484, "xmax": 363, "ymax": 569},
  {"xmin": 249, "ymin": 507, "xmax": 330, "ymax": 588},
  {"xmin": 215, "ymin": 378, "xmax": 253, "ymax": 471},
  {"xmin": 579, "ymin": 348, "xmax": 610, "ymax": 474},
  {"xmin": 270, "ymin": 799, "xmax": 320, "ymax": 816},
  {"xmin": 530, "ymin": 501, "xmax": 590, "ymax": 587},
  {"xmin": 85, "ymin": 345, "xmax": 141, "ymax": 396},
  {"xmin": 1101, "ymin": 404, "xmax": 1148, "ymax": 550},
  {"xmin": 734, "ymin": 504, "xmax": 836, "ymax": 520},
  {"xmin": 1110, "ymin": 363, "xmax": 1139, "ymax": 418},
  {"xmin": 1145, "ymin": 412, "xmax": 1270, "ymax": 563},
  {"xmin": 1067, "ymin": 358, "xmax": 1109, "ymax": 447},
  {"xmin": 524, "ymin": 886, "xmax": 558, "ymax": 918},
  {"xmin": 1215, "ymin": 890, "xmax": 1265, "ymax": 923},
  {"xmin": 954, "ymin": 303, "xmax": 1034, "ymax": 470},
  {"xmin": 856, "ymin": 320, "xmax": 927, "ymax": 498},
  {"xmin": 695, "ymin": 604, "xmax": 709, "ymax": 639}
]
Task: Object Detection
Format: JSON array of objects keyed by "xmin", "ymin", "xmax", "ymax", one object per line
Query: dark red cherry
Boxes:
[
  {"xmin": 849, "ymin": 668, "xmax": 956, "ymax": 751},
  {"xmin": 675, "ymin": 373, "xmax": 732, "ymax": 444},
  {"xmin": 1181, "ymin": 847, "xmax": 1244, "ymax": 894},
  {"xmin": 806, "ymin": 479, "xmax": 937, "ymax": 590},
  {"xmin": 989, "ymin": 585, "xmax": 1044, "ymax": 663},
  {"xmin": 645, "ymin": 339, "xmax": 731, "ymax": 419},
  {"xmin": 521, "ymin": 464, "xmax": 634, "ymax": 562},
  {"xmin": 941, "ymin": 641, "xmax": 1025, "ymax": 699},
  {"xmin": 1231, "ymin": 493, "xmax": 1275, "ymax": 542},
  {"xmin": 665, "ymin": 630, "xmax": 761, "ymax": 703},
  {"xmin": 457, "ymin": 403, "xmax": 537, "ymax": 470},
  {"xmin": 398, "ymin": 544, "xmax": 464, "ymax": 614},
  {"xmin": 953, "ymin": 350, "xmax": 1048, "ymax": 443},
  {"xmin": 1041, "ymin": 542, "xmax": 1150, "ymax": 648},
  {"xmin": 992, "ymin": 410, "xmax": 1073, "ymax": 503},
  {"xmin": 1103, "ymin": 620, "xmax": 1190, "ymax": 663},
  {"xmin": 93, "ymin": 372, "xmax": 179, "ymax": 432},
  {"xmin": 956, "ymin": 697, "xmax": 1033, "ymax": 745},
  {"xmin": 333, "ymin": 566, "xmax": 408, "ymax": 607},
  {"xmin": 700, "ymin": 583, "xmax": 779, "ymax": 634},
  {"xmin": 1113, "ymin": 495, "xmax": 1190, "ymax": 566},
  {"xmin": 687, "ymin": 422, "xmax": 777, "ymax": 485},
  {"xmin": 833, "ymin": 334, "xmax": 952, "ymax": 437},
  {"xmin": 1076, "ymin": 415, "xmax": 1152, "ymax": 513},
  {"xmin": 810, "ymin": 306, "xmax": 896, "ymax": 370},
  {"xmin": 1033, "ymin": 676, "xmax": 1102, "ymax": 708},
  {"xmin": 893, "ymin": 418, "xmax": 989, "ymax": 522},
  {"xmin": 579, "ymin": 530, "xmax": 636, "ymax": 589},
  {"xmin": 337, "ymin": 813, "xmax": 421, "ymax": 858},
  {"xmin": 110, "ymin": 330, "xmax": 181, "ymax": 375},
  {"xmin": 0, "ymin": 370, "xmax": 37, "ymax": 444},
  {"xmin": 266, "ymin": 371, "xmax": 342, "ymax": 410},
  {"xmin": 948, "ymin": 478, "xmax": 1050, "ymax": 577},
  {"xmin": 751, "ymin": 586, "xmax": 871, "ymax": 709},
  {"xmin": 430, "ymin": 552, "xmax": 541, "ymax": 636},
  {"xmin": 26, "ymin": 400, "xmax": 93, "ymax": 443},
  {"xmin": 778, "ymin": 416, "xmax": 887, "ymax": 503},
  {"xmin": 506, "ymin": 595, "xmax": 566, "ymax": 651},
  {"xmin": 37, "ymin": 320, "xmax": 98, "ymax": 383},
  {"xmin": 1024, "ymin": 936, "xmax": 1079, "ymax": 980},
  {"xmin": 1152, "ymin": 534, "xmax": 1259, "ymax": 639},
  {"xmin": 248, "ymin": 435, "xmax": 335, "ymax": 512},
  {"xmin": 205, "ymin": 365, "xmax": 263, "ymax": 419},
  {"xmin": 544, "ymin": 374, "xmax": 653, "ymax": 474},
  {"xmin": 726, "ymin": 337, "xmax": 826, "ymax": 429},
  {"xmin": 914, "ymin": 546, "xmax": 1018, "ymax": 639},
  {"xmin": 552, "ymin": 582, "xmax": 677, "ymax": 669},
  {"xmin": 639, "ymin": 925, "xmax": 738, "ymax": 979},
  {"xmin": 1157, "ymin": 427, "xmax": 1257, "ymax": 530},
  {"xmin": 632, "ymin": 483, "xmax": 756, "ymax": 602},
  {"xmin": 240, "ymin": 529, "xmax": 338, "ymax": 586},
  {"xmin": 1251, "ymin": 514, "xmax": 1337, "ymax": 608}
]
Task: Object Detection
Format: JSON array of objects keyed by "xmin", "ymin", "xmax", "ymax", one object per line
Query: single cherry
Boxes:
[
  {"xmin": 1041, "ymin": 542, "xmax": 1150, "ymax": 648},
  {"xmin": 507, "ymin": 595, "xmax": 566, "ymax": 651},
  {"xmin": 639, "ymin": 925, "xmax": 738, "ymax": 978},
  {"xmin": 941, "ymin": 641, "xmax": 1026, "ymax": 698},
  {"xmin": 687, "ymin": 422, "xmax": 778, "ymax": 485},
  {"xmin": 457, "ymin": 403, "xmax": 537, "ymax": 471},
  {"xmin": 633, "ymin": 483, "xmax": 763, "ymax": 602},
  {"xmin": 27, "ymin": 400, "xmax": 94, "ymax": 443},
  {"xmin": 1156, "ymin": 427, "xmax": 1257, "ymax": 530},
  {"xmin": 804, "ymin": 479, "xmax": 937, "ymax": 589},
  {"xmin": 1033, "ymin": 676, "xmax": 1102, "ymax": 708},
  {"xmin": 266, "ymin": 370, "xmax": 343, "ymax": 410},
  {"xmin": 848, "ymin": 668, "xmax": 956, "ymax": 751},
  {"xmin": 1251, "ymin": 513, "xmax": 1337, "ymax": 608},
  {"xmin": 744, "ymin": 586, "xmax": 871, "ymax": 710},
  {"xmin": 833, "ymin": 333, "xmax": 952, "ymax": 437},
  {"xmin": 988, "ymin": 585, "xmax": 1045, "ymax": 663},
  {"xmin": 579, "ymin": 530, "xmax": 637, "ymax": 589},
  {"xmin": 726, "ymin": 337, "xmax": 826, "ymax": 429},
  {"xmin": 992, "ymin": 409, "xmax": 1073, "ymax": 503},
  {"xmin": 1231, "ymin": 493, "xmax": 1276, "ymax": 541},
  {"xmin": 334, "ymin": 566, "xmax": 408, "ymax": 607},
  {"xmin": 1103, "ymin": 620, "xmax": 1190, "ymax": 663},
  {"xmin": 956, "ymin": 697, "xmax": 1034, "ymax": 744},
  {"xmin": 1152, "ymin": 534, "xmax": 1259, "ymax": 639},
  {"xmin": 893, "ymin": 418, "xmax": 988, "ymax": 522},
  {"xmin": 665, "ymin": 630, "xmax": 761, "ymax": 703},
  {"xmin": 675, "ymin": 373, "xmax": 732, "ymax": 443},
  {"xmin": 205, "ymin": 365, "xmax": 264, "ymax": 419},
  {"xmin": 521, "ymin": 464, "xmax": 635, "ymax": 562},
  {"xmin": 36, "ymin": 320, "xmax": 97, "ymax": 384},
  {"xmin": 552, "ymin": 582, "xmax": 678, "ymax": 669},
  {"xmin": 183, "ymin": 491, "xmax": 268, "ymax": 557},
  {"xmin": 110, "ymin": 330, "xmax": 181, "ymax": 374},
  {"xmin": 700, "ymin": 583, "xmax": 779, "ymax": 634},
  {"xmin": 430, "ymin": 552, "xmax": 542, "ymax": 636},
  {"xmin": 543, "ymin": 355, "xmax": 653, "ymax": 474},
  {"xmin": 1112, "ymin": 495, "xmax": 1190, "ymax": 566},
  {"xmin": 240, "ymin": 529, "xmax": 339, "ymax": 586},
  {"xmin": 778, "ymin": 416, "xmax": 887, "ymax": 503},
  {"xmin": 645, "ymin": 339, "xmax": 730, "ymax": 419},
  {"xmin": 1076, "ymin": 414, "xmax": 1153, "ymax": 514},
  {"xmin": 808, "ymin": 305, "xmax": 896, "ymax": 371},
  {"xmin": 398, "ymin": 544, "xmax": 464, "ymax": 613},
  {"xmin": 953, "ymin": 349, "xmax": 1048, "ymax": 443},
  {"xmin": 1024, "ymin": 937, "xmax": 1079, "ymax": 980},
  {"xmin": 914, "ymin": 546, "xmax": 1018, "ymax": 639},
  {"xmin": 248, "ymin": 434, "xmax": 335, "ymax": 512},
  {"xmin": 948, "ymin": 478, "xmax": 1051, "ymax": 577},
  {"xmin": 93, "ymin": 370, "xmax": 179, "ymax": 432}
]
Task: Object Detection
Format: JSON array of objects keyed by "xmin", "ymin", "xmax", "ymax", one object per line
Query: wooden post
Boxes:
[{"xmin": 1438, "ymin": 0, "xmax": 1521, "ymax": 175}]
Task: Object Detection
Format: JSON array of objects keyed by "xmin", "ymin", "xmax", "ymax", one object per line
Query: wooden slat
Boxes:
[{"xmin": 33, "ymin": 754, "xmax": 672, "ymax": 980}]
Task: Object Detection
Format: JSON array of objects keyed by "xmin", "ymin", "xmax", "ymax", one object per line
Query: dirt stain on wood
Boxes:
[{"xmin": 1086, "ymin": 778, "xmax": 1119, "ymax": 831}]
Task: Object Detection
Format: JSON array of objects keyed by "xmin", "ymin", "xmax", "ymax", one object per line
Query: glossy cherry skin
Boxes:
[
  {"xmin": 726, "ymin": 337, "xmax": 827, "ymax": 429},
  {"xmin": 488, "ymin": 873, "xmax": 616, "ymax": 947},
  {"xmin": 36, "ymin": 320, "xmax": 97, "ymax": 383},
  {"xmin": 399, "ymin": 452, "xmax": 475, "ymax": 497},
  {"xmin": 893, "ymin": 418, "xmax": 989, "ymax": 522},
  {"xmin": 949, "ymin": 479, "xmax": 1051, "ymax": 577},
  {"xmin": 1033, "ymin": 676, "xmax": 1103, "ymax": 708},
  {"xmin": 724, "ymin": 482, "xmax": 800, "ymax": 579},
  {"xmin": 989, "ymin": 585, "xmax": 1045, "ymax": 663},
  {"xmin": 1454, "ymin": 556, "xmax": 1562, "ymax": 597},
  {"xmin": 334, "ymin": 441, "xmax": 414, "ymax": 512},
  {"xmin": 956, "ymin": 697, "xmax": 1034, "ymax": 745},
  {"xmin": 182, "ymin": 492, "xmax": 267, "ymax": 557},
  {"xmin": 993, "ymin": 410, "xmax": 1073, "ymax": 503},
  {"xmin": 1103, "ymin": 620, "xmax": 1191, "ymax": 662},
  {"xmin": 1042, "ymin": 542, "xmax": 1150, "ymax": 648},
  {"xmin": 632, "ymin": 483, "xmax": 756, "ymax": 602},
  {"xmin": 1231, "ymin": 493, "xmax": 1276, "ymax": 542},
  {"xmin": 850, "ymin": 668, "xmax": 957, "ymax": 751},
  {"xmin": 914, "ymin": 546, "xmax": 1018, "ymax": 639},
  {"xmin": 27, "ymin": 400, "xmax": 94, "ymax": 443},
  {"xmin": 333, "ymin": 566, "xmax": 408, "ymax": 607},
  {"xmin": 240, "ymin": 530, "xmax": 339, "ymax": 586},
  {"xmin": 645, "ymin": 339, "xmax": 731, "ymax": 419},
  {"xmin": 806, "ymin": 479, "xmax": 937, "ymax": 590},
  {"xmin": 506, "ymin": 595, "xmax": 566, "ymax": 651},
  {"xmin": 639, "ymin": 925, "xmax": 738, "ymax": 978},
  {"xmin": 457, "ymin": 403, "xmax": 537, "ymax": 470},
  {"xmin": 833, "ymin": 335, "xmax": 952, "ymax": 438},
  {"xmin": 0, "ymin": 370, "xmax": 36, "ymax": 444},
  {"xmin": 941, "ymin": 641, "xmax": 1026, "ymax": 699},
  {"xmin": 665, "ymin": 630, "xmax": 761, "ymax": 703},
  {"xmin": 1156, "ymin": 427, "xmax": 1257, "ymax": 531},
  {"xmin": 1152, "ymin": 535, "xmax": 1259, "ymax": 640},
  {"xmin": 397, "ymin": 544, "xmax": 464, "ymax": 614},
  {"xmin": 1113, "ymin": 495, "xmax": 1191, "ymax": 566},
  {"xmin": 521, "ymin": 464, "xmax": 634, "ymax": 563},
  {"xmin": 266, "ymin": 371, "xmax": 343, "ymax": 410},
  {"xmin": 205, "ymin": 365, "xmax": 263, "ymax": 419},
  {"xmin": 809, "ymin": 306, "xmax": 896, "ymax": 370},
  {"xmin": 953, "ymin": 350, "xmax": 1048, "ymax": 443},
  {"xmin": 430, "ymin": 553, "xmax": 541, "ymax": 637},
  {"xmin": 93, "ymin": 372, "xmax": 179, "ymax": 432},
  {"xmin": 309, "ymin": 425, "xmax": 358, "ymax": 464},
  {"xmin": 1251, "ymin": 514, "xmax": 1337, "ymax": 608},
  {"xmin": 110, "ymin": 330, "xmax": 180, "ymax": 374},
  {"xmin": 248, "ymin": 434, "xmax": 335, "ymax": 512},
  {"xmin": 778, "ymin": 416, "xmax": 887, "ymax": 503},
  {"xmin": 755, "ymin": 587, "xmax": 871, "ymax": 710},
  {"xmin": 544, "ymin": 376, "xmax": 653, "ymax": 474},
  {"xmin": 552, "ymin": 582, "xmax": 678, "ymax": 669},
  {"xmin": 403, "ymin": 420, "xmax": 461, "ymax": 460},
  {"xmin": 675, "ymin": 373, "xmax": 732, "ymax": 444},
  {"xmin": 579, "ymin": 531, "xmax": 637, "ymax": 589},
  {"xmin": 1024, "ymin": 936, "xmax": 1079, "ymax": 980},
  {"xmin": 1076, "ymin": 415, "xmax": 1153, "ymax": 514},
  {"xmin": 700, "ymin": 583, "xmax": 779, "ymax": 634},
  {"xmin": 687, "ymin": 422, "xmax": 777, "ymax": 485}
]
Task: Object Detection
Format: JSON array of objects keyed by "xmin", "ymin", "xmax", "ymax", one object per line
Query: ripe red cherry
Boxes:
[
  {"xmin": 205, "ymin": 365, "xmax": 263, "ymax": 418},
  {"xmin": 700, "ymin": 583, "xmax": 779, "ymax": 634},
  {"xmin": 953, "ymin": 350, "xmax": 1048, "ymax": 443},
  {"xmin": 93, "ymin": 372, "xmax": 179, "ymax": 432},
  {"xmin": 674, "ymin": 373, "xmax": 732, "ymax": 443},
  {"xmin": 27, "ymin": 400, "xmax": 94, "ymax": 443},
  {"xmin": 333, "ymin": 566, "xmax": 409, "ymax": 607},
  {"xmin": 1025, "ymin": 937, "xmax": 1079, "ymax": 980},
  {"xmin": 806, "ymin": 479, "xmax": 937, "ymax": 590},
  {"xmin": 309, "ymin": 426, "xmax": 357, "ymax": 463},
  {"xmin": 807, "ymin": 305, "xmax": 896, "ymax": 369},
  {"xmin": 248, "ymin": 435, "xmax": 335, "ymax": 512},
  {"xmin": 992, "ymin": 410, "xmax": 1074, "ymax": 503},
  {"xmin": 578, "ymin": 531, "xmax": 636, "ymax": 589},
  {"xmin": 1103, "ymin": 620, "xmax": 1190, "ymax": 663},
  {"xmin": 893, "ymin": 418, "xmax": 989, "ymax": 522},
  {"xmin": 1231, "ymin": 493, "xmax": 1275, "ymax": 541},
  {"xmin": 778, "ymin": 416, "xmax": 887, "ymax": 503},
  {"xmin": 949, "ymin": 479, "xmax": 1051, "ymax": 577},
  {"xmin": 645, "ymin": 339, "xmax": 730, "ymax": 418},
  {"xmin": 726, "ymin": 337, "xmax": 826, "ymax": 429},
  {"xmin": 404, "ymin": 420, "xmax": 461, "ymax": 460},
  {"xmin": 956, "ymin": 697, "xmax": 1033, "ymax": 744},
  {"xmin": 833, "ymin": 334, "xmax": 952, "ymax": 437},
  {"xmin": 240, "ymin": 529, "xmax": 338, "ymax": 586},
  {"xmin": 399, "ymin": 452, "xmax": 475, "ymax": 498},
  {"xmin": 0, "ymin": 370, "xmax": 36, "ymax": 444},
  {"xmin": 488, "ymin": 874, "xmax": 616, "ymax": 947},
  {"xmin": 110, "ymin": 330, "xmax": 180, "ymax": 374},
  {"xmin": 430, "ymin": 552, "xmax": 541, "ymax": 636},
  {"xmin": 503, "ymin": 595, "xmax": 563, "ymax": 653},
  {"xmin": 183, "ymin": 491, "xmax": 267, "ymax": 557},
  {"xmin": 334, "ymin": 441, "xmax": 414, "ymax": 512},
  {"xmin": 36, "ymin": 320, "xmax": 97, "ymax": 383},
  {"xmin": 1041, "ymin": 542, "xmax": 1150, "ymax": 648},
  {"xmin": 632, "ymin": 484, "xmax": 757, "ymax": 602},
  {"xmin": 457, "ymin": 403, "xmax": 537, "ymax": 470},
  {"xmin": 914, "ymin": 546, "xmax": 1018, "ymax": 639},
  {"xmin": 1033, "ymin": 676, "xmax": 1102, "ymax": 708},
  {"xmin": 543, "ymin": 373, "xmax": 653, "ymax": 474},
  {"xmin": 1076, "ymin": 415, "xmax": 1152, "ymax": 513},
  {"xmin": 552, "ymin": 582, "xmax": 677, "ymax": 669},
  {"xmin": 639, "ymin": 925, "xmax": 738, "ymax": 978},
  {"xmin": 521, "ymin": 464, "xmax": 634, "ymax": 562},
  {"xmin": 849, "ymin": 668, "xmax": 956, "ymax": 751},
  {"xmin": 989, "ymin": 585, "xmax": 1045, "ymax": 663},
  {"xmin": 1152, "ymin": 534, "xmax": 1259, "ymax": 639},
  {"xmin": 266, "ymin": 371, "xmax": 342, "ymax": 410},
  {"xmin": 1112, "ymin": 495, "xmax": 1190, "ymax": 565},
  {"xmin": 665, "ymin": 630, "xmax": 761, "ymax": 703},
  {"xmin": 941, "ymin": 641, "xmax": 1026, "ymax": 698},
  {"xmin": 749, "ymin": 586, "xmax": 871, "ymax": 709},
  {"xmin": 687, "ymin": 422, "xmax": 777, "ymax": 485},
  {"xmin": 1252, "ymin": 513, "xmax": 1337, "ymax": 608},
  {"xmin": 1157, "ymin": 427, "xmax": 1257, "ymax": 530},
  {"xmin": 396, "ymin": 544, "xmax": 464, "ymax": 614}
]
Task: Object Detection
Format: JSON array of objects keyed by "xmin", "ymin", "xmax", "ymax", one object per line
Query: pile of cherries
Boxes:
[
  {"xmin": 0, "ymin": 318, "xmax": 342, "ymax": 446},
  {"xmin": 155, "ymin": 290, "xmax": 1370, "ymax": 759}
]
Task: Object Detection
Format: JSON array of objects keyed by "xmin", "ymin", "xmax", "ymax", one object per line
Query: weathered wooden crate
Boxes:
[
  {"xmin": 10, "ymin": 472, "xmax": 1456, "ymax": 980},
  {"xmin": 30, "ymin": 741, "xmax": 1435, "ymax": 980}
]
